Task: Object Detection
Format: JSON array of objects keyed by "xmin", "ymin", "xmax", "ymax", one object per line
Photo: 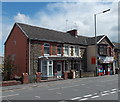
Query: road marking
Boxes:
[
  {"xmin": 81, "ymin": 84, "xmax": 85, "ymax": 85},
  {"xmin": 111, "ymin": 89, "xmax": 117, "ymax": 91},
  {"xmin": 56, "ymin": 92, "xmax": 62, "ymax": 95},
  {"xmin": 48, "ymin": 87, "xmax": 60, "ymax": 90},
  {"xmin": 110, "ymin": 91, "xmax": 117, "ymax": 94},
  {"xmin": 91, "ymin": 95, "xmax": 100, "ymax": 99},
  {"xmin": 102, "ymin": 90, "xmax": 110, "ymax": 93},
  {"xmin": 101, "ymin": 93, "xmax": 109, "ymax": 96},
  {"xmin": 71, "ymin": 97, "xmax": 81, "ymax": 100},
  {"xmin": 79, "ymin": 98, "xmax": 88, "ymax": 101},
  {"xmin": 83, "ymin": 94, "xmax": 92, "ymax": 97},
  {"xmin": 0, "ymin": 94, "xmax": 19, "ymax": 98},
  {"xmin": 35, "ymin": 96, "xmax": 41, "ymax": 98},
  {"xmin": 10, "ymin": 90, "xmax": 14, "ymax": 92}
]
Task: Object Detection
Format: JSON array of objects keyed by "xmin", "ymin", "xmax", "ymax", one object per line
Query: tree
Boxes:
[{"xmin": 2, "ymin": 55, "xmax": 16, "ymax": 81}]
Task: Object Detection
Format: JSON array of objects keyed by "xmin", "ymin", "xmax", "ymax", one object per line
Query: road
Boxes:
[{"xmin": 1, "ymin": 74, "xmax": 119, "ymax": 101}]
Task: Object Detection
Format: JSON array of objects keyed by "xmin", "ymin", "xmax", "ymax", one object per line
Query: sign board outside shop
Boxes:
[{"xmin": 99, "ymin": 56, "xmax": 114, "ymax": 63}]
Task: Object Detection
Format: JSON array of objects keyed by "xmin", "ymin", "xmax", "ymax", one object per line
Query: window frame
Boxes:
[
  {"xmin": 57, "ymin": 44, "xmax": 62, "ymax": 56},
  {"xmin": 75, "ymin": 46, "xmax": 79, "ymax": 56},
  {"xmin": 41, "ymin": 60, "xmax": 53, "ymax": 77},
  {"xmin": 44, "ymin": 43, "xmax": 50, "ymax": 56},
  {"xmin": 64, "ymin": 45, "xmax": 69, "ymax": 56},
  {"xmin": 99, "ymin": 45, "xmax": 107, "ymax": 56}
]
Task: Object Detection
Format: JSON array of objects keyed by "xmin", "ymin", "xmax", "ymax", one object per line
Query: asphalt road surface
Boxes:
[{"xmin": 1, "ymin": 74, "xmax": 119, "ymax": 101}]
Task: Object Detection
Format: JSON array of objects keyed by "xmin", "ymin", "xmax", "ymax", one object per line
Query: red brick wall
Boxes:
[{"xmin": 5, "ymin": 24, "xmax": 28, "ymax": 77}]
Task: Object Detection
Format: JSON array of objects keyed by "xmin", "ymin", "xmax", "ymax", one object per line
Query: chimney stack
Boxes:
[{"xmin": 67, "ymin": 29, "xmax": 77, "ymax": 37}]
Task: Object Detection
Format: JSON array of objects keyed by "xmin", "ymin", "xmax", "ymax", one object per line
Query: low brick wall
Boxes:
[
  {"xmin": 81, "ymin": 72, "xmax": 95, "ymax": 78},
  {"xmin": 1, "ymin": 80, "xmax": 21, "ymax": 87}
]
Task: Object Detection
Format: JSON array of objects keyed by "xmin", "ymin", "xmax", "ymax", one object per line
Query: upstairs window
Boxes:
[
  {"xmin": 57, "ymin": 44, "xmax": 62, "ymax": 55},
  {"xmin": 71, "ymin": 46, "xmax": 74, "ymax": 56},
  {"xmin": 99, "ymin": 45, "xmax": 107, "ymax": 56},
  {"xmin": 44, "ymin": 43, "xmax": 50, "ymax": 55},
  {"xmin": 75, "ymin": 47, "xmax": 79, "ymax": 56},
  {"xmin": 64, "ymin": 45, "xmax": 69, "ymax": 56},
  {"xmin": 108, "ymin": 47, "xmax": 112, "ymax": 56}
]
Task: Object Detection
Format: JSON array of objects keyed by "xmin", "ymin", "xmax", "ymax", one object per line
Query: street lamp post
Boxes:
[{"xmin": 94, "ymin": 9, "xmax": 110, "ymax": 76}]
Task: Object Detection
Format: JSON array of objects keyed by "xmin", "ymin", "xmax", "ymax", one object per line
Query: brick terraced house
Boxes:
[
  {"xmin": 112, "ymin": 42, "xmax": 120, "ymax": 74},
  {"xmin": 4, "ymin": 23, "xmax": 115, "ymax": 79}
]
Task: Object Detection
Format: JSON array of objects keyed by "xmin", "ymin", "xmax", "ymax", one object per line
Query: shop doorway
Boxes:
[{"xmin": 103, "ymin": 64, "xmax": 108, "ymax": 75}]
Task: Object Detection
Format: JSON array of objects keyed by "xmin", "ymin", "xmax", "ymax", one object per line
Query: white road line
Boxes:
[
  {"xmin": 48, "ymin": 87, "xmax": 60, "ymax": 90},
  {"xmin": 35, "ymin": 96, "xmax": 41, "ymax": 98},
  {"xmin": 110, "ymin": 91, "xmax": 117, "ymax": 94},
  {"xmin": 56, "ymin": 92, "xmax": 62, "ymax": 95},
  {"xmin": 10, "ymin": 90, "xmax": 14, "ymax": 92},
  {"xmin": 0, "ymin": 94, "xmax": 19, "ymax": 98},
  {"xmin": 83, "ymin": 94, "xmax": 92, "ymax": 97},
  {"xmin": 111, "ymin": 89, "xmax": 117, "ymax": 91},
  {"xmin": 91, "ymin": 95, "xmax": 100, "ymax": 99},
  {"xmin": 101, "ymin": 93, "xmax": 109, "ymax": 96},
  {"xmin": 103, "ymin": 90, "xmax": 109, "ymax": 93},
  {"xmin": 71, "ymin": 97, "xmax": 81, "ymax": 100},
  {"xmin": 79, "ymin": 98, "xmax": 88, "ymax": 101},
  {"xmin": 81, "ymin": 84, "xmax": 85, "ymax": 85}
]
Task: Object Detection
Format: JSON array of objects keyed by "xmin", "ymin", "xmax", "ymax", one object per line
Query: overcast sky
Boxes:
[{"xmin": 1, "ymin": 0, "xmax": 119, "ymax": 56}]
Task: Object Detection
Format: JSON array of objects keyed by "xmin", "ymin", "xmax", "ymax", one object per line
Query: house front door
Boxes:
[{"xmin": 57, "ymin": 62, "xmax": 62, "ymax": 78}]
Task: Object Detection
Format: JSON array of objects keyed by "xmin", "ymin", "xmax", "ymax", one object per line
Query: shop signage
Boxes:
[{"xmin": 99, "ymin": 56, "xmax": 114, "ymax": 63}]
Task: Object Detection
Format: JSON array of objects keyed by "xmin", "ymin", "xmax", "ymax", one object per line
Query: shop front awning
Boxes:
[{"xmin": 38, "ymin": 56, "xmax": 81, "ymax": 61}]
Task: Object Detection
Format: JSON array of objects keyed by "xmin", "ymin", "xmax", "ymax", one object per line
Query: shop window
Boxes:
[
  {"xmin": 44, "ymin": 43, "xmax": 50, "ymax": 55},
  {"xmin": 57, "ymin": 44, "xmax": 62, "ymax": 55},
  {"xmin": 64, "ymin": 45, "xmax": 69, "ymax": 56}
]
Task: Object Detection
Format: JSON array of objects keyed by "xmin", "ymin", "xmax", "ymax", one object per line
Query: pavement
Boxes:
[{"xmin": 1, "ymin": 74, "xmax": 120, "ymax": 101}]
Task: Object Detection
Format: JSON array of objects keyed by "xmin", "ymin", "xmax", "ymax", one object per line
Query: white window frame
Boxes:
[
  {"xmin": 69, "ymin": 46, "xmax": 74, "ymax": 56},
  {"xmin": 75, "ymin": 46, "xmax": 79, "ymax": 56},
  {"xmin": 79, "ymin": 48, "xmax": 82, "ymax": 57},
  {"xmin": 57, "ymin": 44, "xmax": 62, "ymax": 56},
  {"xmin": 64, "ymin": 45, "xmax": 69, "ymax": 56},
  {"xmin": 41, "ymin": 60, "xmax": 53, "ymax": 77},
  {"xmin": 44, "ymin": 43, "xmax": 50, "ymax": 56}
]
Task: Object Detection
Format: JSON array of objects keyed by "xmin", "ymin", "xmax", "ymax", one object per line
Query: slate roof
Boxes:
[
  {"xmin": 16, "ymin": 22, "xmax": 104, "ymax": 46},
  {"xmin": 112, "ymin": 42, "xmax": 120, "ymax": 50}
]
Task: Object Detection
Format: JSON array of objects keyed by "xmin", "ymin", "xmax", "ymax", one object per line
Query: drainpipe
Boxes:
[{"xmin": 29, "ymin": 39, "xmax": 31, "ymax": 75}]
